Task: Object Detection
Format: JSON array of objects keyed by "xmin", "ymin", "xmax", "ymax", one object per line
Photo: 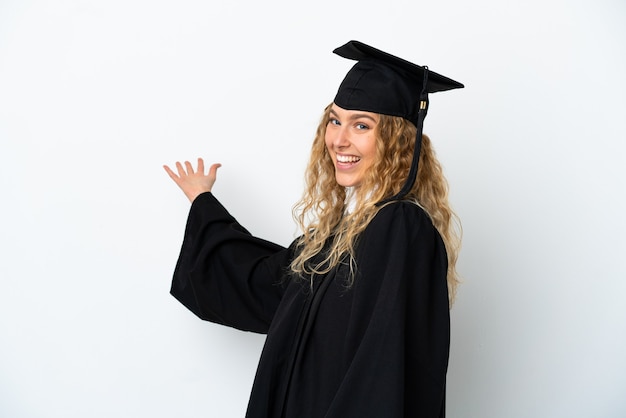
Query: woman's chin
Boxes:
[{"xmin": 335, "ymin": 177, "xmax": 362, "ymax": 188}]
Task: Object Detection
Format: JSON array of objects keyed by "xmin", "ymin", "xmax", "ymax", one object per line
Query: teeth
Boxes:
[{"xmin": 337, "ymin": 155, "xmax": 360, "ymax": 163}]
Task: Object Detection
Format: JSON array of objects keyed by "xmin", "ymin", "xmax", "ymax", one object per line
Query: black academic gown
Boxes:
[{"xmin": 170, "ymin": 192, "xmax": 450, "ymax": 418}]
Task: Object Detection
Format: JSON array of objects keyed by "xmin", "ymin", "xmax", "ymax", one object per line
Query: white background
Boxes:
[{"xmin": 1, "ymin": 0, "xmax": 625, "ymax": 417}]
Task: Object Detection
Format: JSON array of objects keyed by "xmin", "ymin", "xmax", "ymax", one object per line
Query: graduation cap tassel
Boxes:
[{"xmin": 377, "ymin": 67, "xmax": 430, "ymax": 206}]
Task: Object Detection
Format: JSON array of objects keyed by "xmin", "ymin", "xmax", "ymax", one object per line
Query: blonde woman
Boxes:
[{"xmin": 164, "ymin": 40, "xmax": 463, "ymax": 418}]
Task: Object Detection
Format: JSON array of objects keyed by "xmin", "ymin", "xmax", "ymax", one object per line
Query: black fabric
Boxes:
[
  {"xmin": 333, "ymin": 40, "xmax": 463, "ymax": 126},
  {"xmin": 170, "ymin": 192, "xmax": 450, "ymax": 418}
]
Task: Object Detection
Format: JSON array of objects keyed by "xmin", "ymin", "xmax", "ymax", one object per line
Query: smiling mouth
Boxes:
[{"xmin": 336, "ymin": 155, "xmax": 361, "ymax": 164}]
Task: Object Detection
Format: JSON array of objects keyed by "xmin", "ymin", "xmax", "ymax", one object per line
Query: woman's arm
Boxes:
[{"xmin": 165, "ymin": 158, "xmax": 291, "ymax": 334}]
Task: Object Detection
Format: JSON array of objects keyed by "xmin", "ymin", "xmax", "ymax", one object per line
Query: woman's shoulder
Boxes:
[
  {"xmin": 372, "ymin": 200, "xmax": 433, "ymax": 227},
  {"xmin": 364, "ymin": 199, "xmax": 439, "ymax": 241}
]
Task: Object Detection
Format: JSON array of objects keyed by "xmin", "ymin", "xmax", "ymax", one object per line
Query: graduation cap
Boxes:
[{"xmin": 332, "ymin": 40, "xmax": 463, "ymax": 203}]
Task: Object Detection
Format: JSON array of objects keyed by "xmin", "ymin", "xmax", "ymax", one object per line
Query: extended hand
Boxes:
[{"xmin": 163, "ymin": 158, "xmax": 221, "ymax": 203}]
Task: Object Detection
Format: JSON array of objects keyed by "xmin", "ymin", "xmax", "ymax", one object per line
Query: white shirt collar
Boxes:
[{"xmin": 344, "ymin": 187, "xmax": 357, "ymax": 215}]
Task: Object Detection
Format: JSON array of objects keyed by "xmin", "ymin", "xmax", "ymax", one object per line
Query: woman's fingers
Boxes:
[
  {"xmin": 175, "ymin": 161, "xmax": 186, "ymax": 177},
  {"xmin": 164, "ymin": 159, "xmax": 222, "ymax": 202},
  {"xmin": 184, "ymin": 160, "xmax": 195, "ymax": 175},
  {"xmin": 197, "ymin": 157, "xmax": 205, "ymax": 175},
  {"xmin": 163, "ymin": 164, "xmax": 178, "ymax": 180},
  {"xmin": 208, "ymin": 163, "xmax": 221, "ymax": 179}
]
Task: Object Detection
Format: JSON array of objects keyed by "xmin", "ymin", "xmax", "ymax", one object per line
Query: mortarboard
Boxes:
[{"xmin": 332, "ymin": 40, "xmax": 463, "ymax": 203}]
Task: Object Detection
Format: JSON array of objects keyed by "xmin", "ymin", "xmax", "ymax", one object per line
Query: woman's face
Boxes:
[{"xmin": 325, "ymin": 104, "xmax": 379, "ymax": 188}]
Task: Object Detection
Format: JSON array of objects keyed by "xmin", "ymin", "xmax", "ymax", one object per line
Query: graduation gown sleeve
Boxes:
[{"xmin": 170, "ymin": 192, "xmax": 292, "ymax": 334}]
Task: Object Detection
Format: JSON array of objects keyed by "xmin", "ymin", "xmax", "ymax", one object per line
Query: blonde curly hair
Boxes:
[{"xmin": 291, "ymin": 103, "xmax": 461, "ymax": 303}]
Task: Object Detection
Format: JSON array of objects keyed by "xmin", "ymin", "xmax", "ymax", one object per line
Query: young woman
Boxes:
[{"xmin": 164, "ymin": 40, "xmax": 463, "ymax": 418}]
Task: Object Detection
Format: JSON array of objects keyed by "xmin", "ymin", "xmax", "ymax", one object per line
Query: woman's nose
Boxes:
[{"xmin": 332, "ymin": 127, "xmax": 350, "ymax": 148}]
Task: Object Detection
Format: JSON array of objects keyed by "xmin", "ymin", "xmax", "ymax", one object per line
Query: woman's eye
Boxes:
[
  {"xmin": 355, "ymin": 123, "xmax": 369, "ymax": 130},
  {"xmin": 329, "ymin": 118, "xmax": 341, "ymax": 126}
]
